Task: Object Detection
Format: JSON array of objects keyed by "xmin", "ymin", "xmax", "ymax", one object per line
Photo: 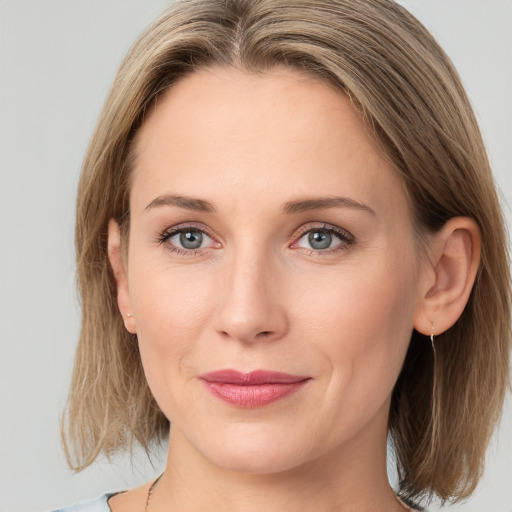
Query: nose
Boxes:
[{"xmin": 212, "ymin": 249, "xmax": 288, "ymax": 344}]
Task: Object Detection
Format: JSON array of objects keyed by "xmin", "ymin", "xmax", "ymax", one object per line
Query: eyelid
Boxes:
[
  {"xmin": 289, "ymin": 222, "xmax": 356, "ymax": 254},
  {"xmin": 156, "ymin": 222, "xmax": 221, "ymax": 248},
  {"xmin": 291, "ymin": 223, "xmax": 355, "ymax": 243}
]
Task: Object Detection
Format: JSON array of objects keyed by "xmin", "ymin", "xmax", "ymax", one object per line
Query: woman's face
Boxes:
[{"xmin": 112, "ymin": 67, "xmax": 430, "ymax": 473}]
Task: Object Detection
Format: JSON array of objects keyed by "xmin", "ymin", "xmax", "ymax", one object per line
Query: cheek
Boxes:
[
  {"xmin": 130, "ymin": 255, "xmax": 215, "ymax": 336},
  {"xmin": 281, "ymin": 252, "xmax": 419, "ymax": 447},
  {"xmin": 126, "ymin": 258, "xmax": 219, "ymax": 405},
  {"xmin": 292, "ymin": 249, "xmax": 418, "ymax": 392}
]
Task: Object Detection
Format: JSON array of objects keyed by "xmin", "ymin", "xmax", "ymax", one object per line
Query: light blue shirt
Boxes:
[{"xmin": 51, "ymin": 493, "xmax": 118, "ymax": 512}]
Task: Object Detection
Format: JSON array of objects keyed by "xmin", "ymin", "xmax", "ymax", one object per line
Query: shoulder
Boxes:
[
  {"xmin": 50, "ymin": 493, "xmax": 117, "ymax": 512},
  {"xmin": 51, "ymin": 481, "xmax": 152, "ymax": 512}
]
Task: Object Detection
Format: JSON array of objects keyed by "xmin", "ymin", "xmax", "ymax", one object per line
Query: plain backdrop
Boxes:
[{"xmin": 0, "ymin": 1, "xmax": 510, "ymax": 511}]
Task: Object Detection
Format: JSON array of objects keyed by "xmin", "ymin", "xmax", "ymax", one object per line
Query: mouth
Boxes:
[{"xmin": 199, "ymin": 369, "xmax": 311, "ymax": 408}]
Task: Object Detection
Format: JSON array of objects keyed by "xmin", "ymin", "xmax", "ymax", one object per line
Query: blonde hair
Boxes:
[{"xmin": 63, "ymin": 0, "xmax": 511, "ymax": 505}]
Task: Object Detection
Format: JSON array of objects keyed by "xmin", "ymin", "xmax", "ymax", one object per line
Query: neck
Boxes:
[{"xmin": 149, "ymin": 415, "xmax": 405, "ymax": 512}]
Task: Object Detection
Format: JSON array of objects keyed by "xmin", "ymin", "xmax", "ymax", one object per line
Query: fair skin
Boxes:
[{"xmin": 108, "ymin": 67, "xmax": 480, "ymax": 512}]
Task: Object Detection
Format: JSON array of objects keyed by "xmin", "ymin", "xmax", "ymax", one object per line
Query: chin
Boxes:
[
  {"xmin": 195, "ymin": 424, "xmax": 316, "ymax": 475},
  {"xmin": 210, "ymin": 447, "xmax": 308, "ymax": 475}
]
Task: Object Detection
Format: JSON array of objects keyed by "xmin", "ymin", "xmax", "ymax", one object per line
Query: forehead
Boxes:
[
  {"xmin": 136, "ymin": 66, "xmax": 378, "ymax": 159},
  {"xmin": 130, "ymin": 66, "xmax": 406, "ymax": 219}
]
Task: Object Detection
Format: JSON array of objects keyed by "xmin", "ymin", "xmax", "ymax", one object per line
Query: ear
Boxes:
[
  {"xmin": 107, "ymin": 219, "xmax": 137, "ymax": 334},
  {"xmin": 414, "ymin": 217, "xmax": 481, "ymax": 337}
]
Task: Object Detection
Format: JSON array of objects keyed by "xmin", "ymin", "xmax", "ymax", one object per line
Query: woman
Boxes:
[{"xmin": 57, "ymin": 0, "xmax": 511, "ymax": 511}]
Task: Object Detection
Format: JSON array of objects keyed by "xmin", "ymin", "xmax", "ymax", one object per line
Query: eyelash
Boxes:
[
  {"xmin": 156, "ymin": 222, "xmax": 355, "ymax": 257},
  {"xmin": 290, "ymin": 223, "xmax": 355, "ymax": 256},
  {"xmin": 156, "ymin": 223, "xmax": 218, "ymax": 256}
]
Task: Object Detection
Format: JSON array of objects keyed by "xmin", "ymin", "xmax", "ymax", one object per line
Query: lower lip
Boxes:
[{"xmin": 201, "ymin": 380, "xmax": 309, "ymax": 408}]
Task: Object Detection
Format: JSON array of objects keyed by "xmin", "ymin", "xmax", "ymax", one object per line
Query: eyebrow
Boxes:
[
  {"xmin": 144, "ymin": 193, "xmax": 376, "ymax": 216},
  {"xmin": 144, "ymin": 194, "xmax": 216, "ymax": 213},
  {"xmin": 283, "ymin": 196, "xmax": 376, "ymax": 216}
]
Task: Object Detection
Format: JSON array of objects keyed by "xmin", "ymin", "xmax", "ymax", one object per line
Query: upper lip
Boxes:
[{"xmin": 199, "ymin": 369, "xmax": 310, "ymax": 385}]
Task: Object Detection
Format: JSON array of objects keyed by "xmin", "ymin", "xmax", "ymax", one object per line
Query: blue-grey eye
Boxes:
[
  {"xmin": 178, "ymin": 229, "xmax": 203, "ymax": 249},
  {"xmin": 308, "ymin": 230, "xmax": 332, "ymax": 249},
  {"xmin": 294, "ymin": 227, "xmax": 348, "ymax": 252},
  {"xmin": 166, "ymin": 228, "xmax": 210, "ymax": 250},
  {"xmin": 163, "ymin": 225, "xmax": 220, "ymax": 253}
]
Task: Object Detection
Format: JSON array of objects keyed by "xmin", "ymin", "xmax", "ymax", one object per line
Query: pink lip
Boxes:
[{"xmin": 199, "ymin": 369, "xmax": 311, "ymax": 408}]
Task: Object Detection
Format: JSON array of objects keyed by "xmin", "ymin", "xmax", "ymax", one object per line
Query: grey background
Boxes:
[{"xmin": 0, "ymin": 1, "xmax": 510, "ymax": 511}]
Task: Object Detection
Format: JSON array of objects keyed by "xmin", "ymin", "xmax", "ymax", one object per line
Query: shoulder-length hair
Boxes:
[{"xmin": 62, "ymin": 0, "xmax": 511, "ymax": 505}]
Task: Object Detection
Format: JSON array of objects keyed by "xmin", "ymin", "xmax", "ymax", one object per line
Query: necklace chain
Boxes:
[{"xmin": 145, "ymin": 473, "xmax": 164, "ymax": 512}]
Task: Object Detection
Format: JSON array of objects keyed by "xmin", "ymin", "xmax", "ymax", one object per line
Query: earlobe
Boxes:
[
  {"xmin": 414, "ymin": 217, "xmax": 481, "ymax": 337},
  {"xmin": 107, "ymin": 219, "xmax": 137, "ymax": 334}
]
